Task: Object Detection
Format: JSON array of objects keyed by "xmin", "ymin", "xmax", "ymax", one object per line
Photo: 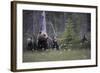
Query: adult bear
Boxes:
[{"xmin": 37, "ymin": 32, "xmax": 48, "ymax": 51}]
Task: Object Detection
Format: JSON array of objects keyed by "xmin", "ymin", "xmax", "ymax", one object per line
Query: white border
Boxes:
[{"xmin": 17, "ymin": 3, "xmax": 96, "ymax": 69}]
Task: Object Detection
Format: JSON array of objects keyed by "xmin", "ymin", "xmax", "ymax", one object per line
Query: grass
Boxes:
[{"xmin": 23, "ymin": 48, "xmax": 91, "ymax": 62}]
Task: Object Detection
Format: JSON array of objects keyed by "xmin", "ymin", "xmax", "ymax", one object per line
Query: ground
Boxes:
[{"xmin": 23, "ymin": 48, "xmax": 91, "ymax": 62}]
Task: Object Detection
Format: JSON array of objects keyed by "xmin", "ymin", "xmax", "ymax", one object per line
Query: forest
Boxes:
[{"xmin": 23, "ymin": 10, "xmax": 91, "ymax": 50}]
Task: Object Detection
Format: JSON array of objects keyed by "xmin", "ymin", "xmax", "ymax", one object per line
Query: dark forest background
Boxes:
[{"xmin": 23, "ymin": 10, "xmax": 91, "ymax": 51}]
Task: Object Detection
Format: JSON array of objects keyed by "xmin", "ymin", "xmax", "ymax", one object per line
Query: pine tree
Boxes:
[
  {"xmin": 60, "ymin": 18, "xmax": 76, "ymax": 49},
  {"xmin": 62, "ymin": 18, "xmax": 75, "ymax": 43}
]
